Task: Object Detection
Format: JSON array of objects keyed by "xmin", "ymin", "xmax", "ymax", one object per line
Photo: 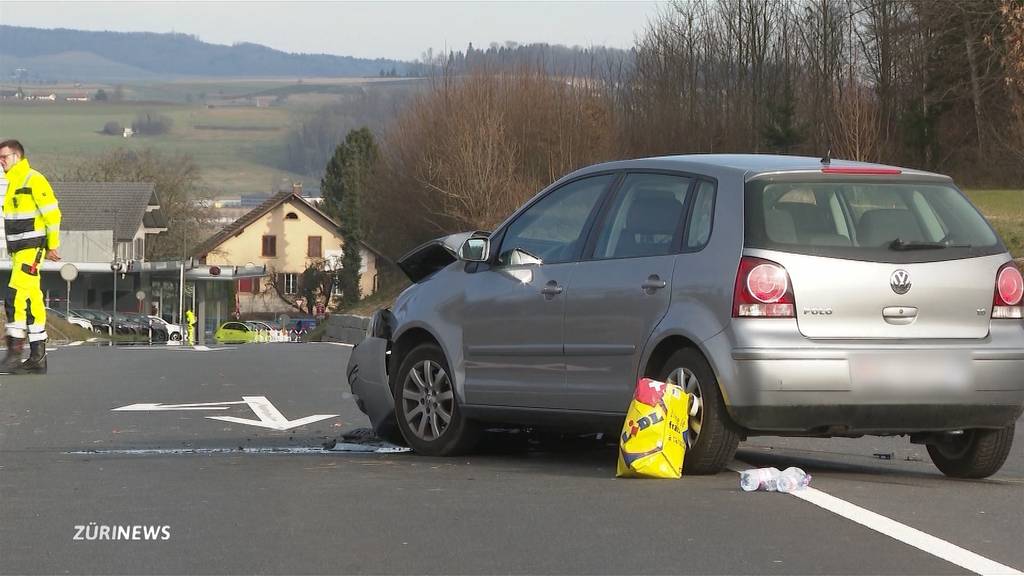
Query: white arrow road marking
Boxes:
[
  {"xmin": 113, "ymin": 401, "xmax": 249, "ymax": 411},
  {"xmin": 206, "ymin": 396, "xmax": 338, "ymax": 431},
  {"xmin": 729, "ymin": 462, "xmax": 1023, "ymax": 576},
  {"xmin": 113, "ymin": 397, "xmax": 338, "ymax": 431}
]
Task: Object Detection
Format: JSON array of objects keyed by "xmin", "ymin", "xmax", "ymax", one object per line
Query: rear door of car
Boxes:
[
  {"xmin": 744, "ymin": 174, "xmax": 1006, "ymax": 340},
  {"xmin": 561, "ymin": 173, "xmax": 701, "ymax": 412}
]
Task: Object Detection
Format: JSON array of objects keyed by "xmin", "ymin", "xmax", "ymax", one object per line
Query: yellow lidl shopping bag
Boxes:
[{"xmin": 616, "ymin": 378, "xmax": 690, "ymax": 479}]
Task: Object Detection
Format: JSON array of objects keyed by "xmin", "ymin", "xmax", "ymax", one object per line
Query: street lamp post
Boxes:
[
  {"xmin": 179, "ymin": 221, "xmax": 187, "ymax": 325},
  {"xmin": 109, "ymin": 208, "xmax": 119, "ymax": 335},
  {"xmin": 111, "ymin": 258, "xmax": 123, "ymax": 335}
]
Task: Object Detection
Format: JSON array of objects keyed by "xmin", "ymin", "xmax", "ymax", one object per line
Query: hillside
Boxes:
[{"xmin": 0, "ymin": 25, "xmax": 409, "ymax": 82}]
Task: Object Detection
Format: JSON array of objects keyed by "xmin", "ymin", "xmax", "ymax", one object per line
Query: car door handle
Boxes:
[
  {"xmin": 541, "ymin": 281, "xmax": 564, "ymax": 298},
  {"xmin": 642, "ymin": 275, "xmax": 667, "ymax": 293}
]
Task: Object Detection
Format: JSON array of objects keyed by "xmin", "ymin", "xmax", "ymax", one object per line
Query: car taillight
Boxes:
[
  {"xmin": 993, "ymin": 263, "xmax": 1023, "ymax": 319},
  {"xmin": 733, "ymin": 256, "xmax": 796, "ymax": 318}
]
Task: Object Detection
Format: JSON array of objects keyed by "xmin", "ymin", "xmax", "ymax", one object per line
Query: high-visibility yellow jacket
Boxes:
[{"xmin": 3, "ymin": 158, "xmax": 61, "ymax": 254}]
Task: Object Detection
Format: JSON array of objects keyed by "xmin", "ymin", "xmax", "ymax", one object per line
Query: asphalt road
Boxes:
[{"xmin": 0, "ymin": 343, "xmax": 1021, "ymax": 575}]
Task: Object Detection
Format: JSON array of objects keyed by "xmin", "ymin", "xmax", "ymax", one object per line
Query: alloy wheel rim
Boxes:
[
  {"xmin": 668, "ymin": 367, "xmax": 703, "ymax": 449},
  {"xmin": 402, "ymin": 360, "xmax": 455, "ymax": 442}
]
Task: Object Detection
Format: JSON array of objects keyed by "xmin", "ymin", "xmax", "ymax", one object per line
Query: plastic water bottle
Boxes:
[
  {"xmin": 776, "ymin": 467, "xmax": 812, "ymax": 493},
  {"xmin": 739, "ymin": 467, "xmax": 781, "ymax": 491}
]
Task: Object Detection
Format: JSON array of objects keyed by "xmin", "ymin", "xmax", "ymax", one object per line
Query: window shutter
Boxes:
[
  {"xmin": 262, "ymin": 235, "xmax": 277, "ymax": 257},
  {"xmin": 308, "ymin": 236, "xmax": 322, "ymax": 258}
]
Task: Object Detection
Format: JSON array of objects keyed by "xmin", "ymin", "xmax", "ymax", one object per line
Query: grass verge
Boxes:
[{"xmin": 965, "ymin": 189, "xmax": 1024, "ymax": 258}]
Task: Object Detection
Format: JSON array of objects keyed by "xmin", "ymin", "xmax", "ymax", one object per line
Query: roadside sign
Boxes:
[{"xmin": 59, "ymin": 263, "xmax": 79, "ymax": 282}]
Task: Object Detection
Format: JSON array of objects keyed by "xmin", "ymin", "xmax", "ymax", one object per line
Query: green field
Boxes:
[
  {"xmin": 965, "ymin": 190, "xmax": 1024, "ymax": 258},
  {"xmin": 0, "ymin": 99, "xmax": 307, "ymax": 197},
  {"xmin": 0, "ymin": 77, "xmax": 421, "ymax": 198}
]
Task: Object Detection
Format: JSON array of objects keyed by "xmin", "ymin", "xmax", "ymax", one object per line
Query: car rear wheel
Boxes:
[
  {"xmin": 926, "ymin": 425, "xmax": 1014, "ymax": 479},
  {"xmin": 170, "ymin": 332, "xmax": 182, "ymax": 341},
  {"xmin": 660, "ymin": 348, "xmax": 740, "ymax": 475},
  {"xmin": 394, "ymin": 343, "xmax": 479, "ymax": 456}
]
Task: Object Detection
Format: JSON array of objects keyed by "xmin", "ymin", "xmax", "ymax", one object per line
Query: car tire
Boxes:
[
  {"xmin": 658, "ymin": 348, "xmax": 740, "ymax": 475},
  {"xmin": 926, "ymin": 424, "xmax": 1015, "ymax": 479},
  {"xmin": 170, "ymin": 332, "xmax": 182, "ymax": 341},
  {"xmin": 393, "ymin": 343, "xmax": 479, "ymax": 456}
]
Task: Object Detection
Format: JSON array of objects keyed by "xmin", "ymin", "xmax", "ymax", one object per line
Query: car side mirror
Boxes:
[{"xmin": 459, "ymin": 238, "xmax": 490, "ymax": 262}]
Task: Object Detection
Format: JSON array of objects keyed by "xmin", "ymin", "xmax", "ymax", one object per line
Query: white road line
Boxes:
[
  {"xmin": 729, "ymin": 462, "xmax": 1023, "ymax": 576},
  {"xmin": 321, "ymin": 342, "xmax": 354, "ymax": 348},
  {"xmin": 114, "ymin": 346, "xmax": 235, "ymax": 352}
]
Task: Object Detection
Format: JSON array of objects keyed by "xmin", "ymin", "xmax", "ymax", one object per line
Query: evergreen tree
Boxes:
[
  {"xmin": 320, "ymin": 127, "xmax": 379, "ymax": 306},
  {"xmin": 761, "ymin": 81, "xmax": 804, "ymax": 153}
]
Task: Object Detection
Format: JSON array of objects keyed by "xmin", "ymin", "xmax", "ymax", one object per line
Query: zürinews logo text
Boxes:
[{"xmin": 73, "ymin": 523, "xmax": 171, "ymax": 541}]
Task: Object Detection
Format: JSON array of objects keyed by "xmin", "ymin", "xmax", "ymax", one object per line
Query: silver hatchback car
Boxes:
[{"xmin": 347, "ymin": 154, "xmax": 1024, "ymax": 477}]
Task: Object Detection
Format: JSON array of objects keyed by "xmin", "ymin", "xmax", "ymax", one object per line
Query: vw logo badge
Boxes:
[{"xmin": 890, "ymin": 269, "xmax": 911, "ymax": 295}]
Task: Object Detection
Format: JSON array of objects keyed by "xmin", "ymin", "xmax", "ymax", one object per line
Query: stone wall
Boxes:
[{"xmin": 323, "ymin": 314, "xmax": 370, "ymax": 345}]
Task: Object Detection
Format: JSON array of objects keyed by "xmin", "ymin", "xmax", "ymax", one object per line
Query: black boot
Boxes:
[
  {"xmin": 0, "ymin": 336, "xmax": 25, "ymax": 374},
  {"xmin": 15, "ymin": 340, "xmax": 46, "ymax": 375}
]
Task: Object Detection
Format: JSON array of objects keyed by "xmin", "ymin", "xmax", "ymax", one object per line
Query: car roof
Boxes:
[{"xmin": 570, "ymin": 154, "xmax": 949, "ymax": 183}]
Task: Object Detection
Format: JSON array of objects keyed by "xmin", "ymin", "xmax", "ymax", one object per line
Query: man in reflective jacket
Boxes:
[{"xmin": 0, "ymin": 140, "xmax": 62, "ymax": 374}]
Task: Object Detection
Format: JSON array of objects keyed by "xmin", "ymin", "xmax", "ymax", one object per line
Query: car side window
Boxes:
[
  {"xmin": 592, "ymin": 173, "xmax": 691, "ymax": 260},
  {"xmin": 498, "ymin": 175, "xmax": 613, "ymax": 265},
  {"xmin": 686, "ymin": 180, "xmax": 716, "ymax": 249}
]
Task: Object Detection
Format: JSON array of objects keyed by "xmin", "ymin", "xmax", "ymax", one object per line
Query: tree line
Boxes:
[{"xmin": 359, "ymin": 0, "xmax": 1024, "ymax": 261}]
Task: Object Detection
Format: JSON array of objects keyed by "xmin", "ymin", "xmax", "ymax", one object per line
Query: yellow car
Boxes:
[{"xmin": 213, "ymin": 321, "xmax": 259, "ymax": 344}]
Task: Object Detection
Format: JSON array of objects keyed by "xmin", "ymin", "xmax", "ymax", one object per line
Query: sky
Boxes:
[{"xmin": 0, "ymin": 1, "xmax": 666, "ymax": 61}]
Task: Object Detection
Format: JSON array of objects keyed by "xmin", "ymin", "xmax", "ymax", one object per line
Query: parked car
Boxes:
[
  {"xmin": 284, "ymin": 317, "xmax": 317, "ymax": 336},
  {"xmin": 347, "ymin": 154, "xmax": 1024, "ymax": 478},
  {"xmin": 148, "ymin": 315, "xmax": 183, "ymax": 341},
  {"xmin": 74, "ymin": 309, "xmax": 141, "ymax": 336},
  {"xmin": 72, "ymin": 309, "xmax": 113, "ymax": 335},
  {"xmin": 214, "ymin": 321, "xmax": 259, "ymax": 344},
  {"xmin": 123, "ymin": 313, "xmax": 168, "ymax": 341},
  {"xmin": 245, "ymin": 320, "xmax": 285, "ymax": 343},
  {"xmin": 243, "ymin": 321, "xmax": 270, "ymax": 343},
  {"xmin": 46, "ymin": 307, "xmax": 94, "ymax": 332}
]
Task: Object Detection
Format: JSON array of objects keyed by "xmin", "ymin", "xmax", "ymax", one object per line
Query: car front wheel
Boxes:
[
  {"xmin": 659, "ymin": 348, "xmax": 740, "ymax": 475},
  {"xmin": 170, "ymin": 332, "xmax": 182, "ymax": 341},
  {"xmin": 393, "ymin": 343, "xmax": 479, "ymax": 456},
  {"xmin": 926, "ymin": 425, "xmax": 1015, "ymax": 479}
]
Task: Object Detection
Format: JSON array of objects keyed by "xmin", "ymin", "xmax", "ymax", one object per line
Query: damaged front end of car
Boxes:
[
  {"xmin": 346, "ymin": 230, "xmax": 490, "ymax": 441},
  {"xmin": 347, "ymin": 307, "xmax": 399, "ymax": 440}
]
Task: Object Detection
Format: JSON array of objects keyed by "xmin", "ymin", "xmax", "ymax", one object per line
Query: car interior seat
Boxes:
[
  {"xmin": 615, "ymin": 190, "xmax": 684, "ymax": 258},
  {"xmin": 857, "ymin": 208, "xmax": 925, "ymax": 247}
]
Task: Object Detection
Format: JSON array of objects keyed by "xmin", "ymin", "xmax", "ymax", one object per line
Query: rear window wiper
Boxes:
[{"xmin": 888, "ymin": 238, "xmax": 947, "ymax": 251}]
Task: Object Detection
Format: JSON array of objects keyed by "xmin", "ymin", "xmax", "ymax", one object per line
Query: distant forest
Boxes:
[
  {"xmin": 0, "ymin": 25, "xmax": 408, "ymax": 79},
  {"xmin": 0, "ymin": 25, "xmax": 632, "ymax": 82},
  {"xmin": 406, "ymin": 42, "xmax": 633, "ymax": 78}
]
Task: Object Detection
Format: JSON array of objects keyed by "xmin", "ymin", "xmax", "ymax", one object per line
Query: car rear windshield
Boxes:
[{"xmin": 744, "ymin": 178, "xmax": 1004, "ymax": 263}]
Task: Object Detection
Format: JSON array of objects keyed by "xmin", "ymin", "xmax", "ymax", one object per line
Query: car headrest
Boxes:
[
  {"xmin": 625, "ymin": 190, "xmax": 684, "ymax": 234},
  {"xmin": 857, "ymin": 209, "xmax": 923, "ymax": 246}
]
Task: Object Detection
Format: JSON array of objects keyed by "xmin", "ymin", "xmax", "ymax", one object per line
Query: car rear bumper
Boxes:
[
  {"xmin": 705, "ymin": 320, "xmax": 1024, "ymax": 434},
  {"xmin": 346, "ymin": 336, "xmax": 396, "ymax": 436}
]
